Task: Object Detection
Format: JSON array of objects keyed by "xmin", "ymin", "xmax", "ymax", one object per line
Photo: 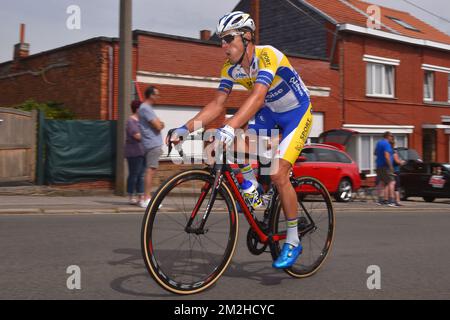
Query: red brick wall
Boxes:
[
  {"xmin": 0, "ymin": 40, "xmax": 112, "ymax": 119},
  {"xmin": 134, "ymin": 33, "xmax": 340, "ymax": 130},
  {"xmin": 341, "ymin": 34, "xmax": 450, "ymax": 162}
]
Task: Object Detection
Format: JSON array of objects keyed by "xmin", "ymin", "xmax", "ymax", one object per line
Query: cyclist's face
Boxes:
[{"xmin": 221, "ymin": 30, "xmax": 245, "ymax": 64}]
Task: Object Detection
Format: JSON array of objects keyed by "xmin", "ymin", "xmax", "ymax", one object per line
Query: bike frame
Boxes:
[{"xmin": 184, "ymin": 160, "xmax": 285, "ymax": 245}]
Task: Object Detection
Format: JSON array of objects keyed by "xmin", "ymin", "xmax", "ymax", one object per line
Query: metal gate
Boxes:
[{"xmin": 0, "ymin": 107, "xmax": 38, "ymax": 183}]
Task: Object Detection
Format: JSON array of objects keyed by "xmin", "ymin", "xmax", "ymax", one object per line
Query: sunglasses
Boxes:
[{"xmin": 221, "ymin": 32, "xmax": 243, "ymax": 44}]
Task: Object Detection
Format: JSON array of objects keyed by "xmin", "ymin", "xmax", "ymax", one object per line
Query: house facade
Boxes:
[
  {"xmin": 234, "ymin": 0, "xmax": 450, "ymax": 173},
  {"xmin": 1, "ymin": 0, "xmax": 450, "ymax": 181}
]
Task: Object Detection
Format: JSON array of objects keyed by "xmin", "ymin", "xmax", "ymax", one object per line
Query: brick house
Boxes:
[
  {"xmin": 0, "ymin": 24, "xmax": 336, "ymax": 186},
  {"xmin": 231, "ymin": 0, "xmax": 450, "ymax": 173},
  {"xmin": 1, "ymin": 0, "xmax": 449, "ymax": 184}
]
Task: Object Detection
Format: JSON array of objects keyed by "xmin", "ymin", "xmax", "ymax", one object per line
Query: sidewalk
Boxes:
[{"xmin": 0, "ymin": 190, "xmax": 449, "ymax": 215}]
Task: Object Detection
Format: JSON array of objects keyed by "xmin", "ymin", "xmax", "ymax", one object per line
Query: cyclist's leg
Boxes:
[
  {"xmin": 243, "ymin": 107, "xmax": 277, "ymax": 188},
  {"xmin": 271, "ymin": 103, "xmax": 313, "ymax": 268}
]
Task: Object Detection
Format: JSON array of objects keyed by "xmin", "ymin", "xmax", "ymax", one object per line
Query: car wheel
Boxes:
[
  {"xmin": 399, "ymin": 187, "xmax": 408, "ymax": 201},
  {"xmin": 335, "ymin": 178, "xmax": 353, "ymax": 202},
  {"xmin": 423, "ymin": 197, "xmax": 435, "ymax": 203}
]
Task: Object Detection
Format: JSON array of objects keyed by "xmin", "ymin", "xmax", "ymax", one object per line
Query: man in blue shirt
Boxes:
[
  {"xmin": 375, "ymin": 131, "xmax": 396, "ymax": 206},
  {"xmin": 138, "ymin": 86, "xmax": 165, "ymax": 208}
]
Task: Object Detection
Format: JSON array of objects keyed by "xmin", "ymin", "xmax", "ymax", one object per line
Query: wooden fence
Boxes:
[{"xmin": 0, "ymin": 108, "xmax": 37, "ymax": 183}]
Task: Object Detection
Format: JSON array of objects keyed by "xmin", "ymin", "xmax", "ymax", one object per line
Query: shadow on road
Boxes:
[{"xmin": 108, "ymin": 248, "xmax": 285, "ymax": 298}]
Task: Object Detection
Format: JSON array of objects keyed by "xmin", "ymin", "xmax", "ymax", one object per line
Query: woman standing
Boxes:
[
  {"xmin": 390, "ymin": 139, "xmax": 406, "ymax": 206},
  {"xmin": 125, "ymin": 100, "xmax": 145, "ymax": 205}
]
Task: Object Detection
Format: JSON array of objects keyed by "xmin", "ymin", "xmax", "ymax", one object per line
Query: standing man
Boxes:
[
  {"xmin": 375, "ymin": 131, "xmax": 396, "ymax": 207},
  {"xmin": 138, "ymin": 86, "xmax": 165, "ymax": 208}
]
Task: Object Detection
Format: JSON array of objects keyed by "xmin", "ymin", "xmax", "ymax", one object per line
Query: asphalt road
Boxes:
[{"xmin": 1, "ymin": 209, "xmax": 450, "ymax": 300}]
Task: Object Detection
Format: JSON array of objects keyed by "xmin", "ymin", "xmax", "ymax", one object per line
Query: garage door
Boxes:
[{"xmin": 153, "ymin": 106, "xmax": 203, "ymax": 160}]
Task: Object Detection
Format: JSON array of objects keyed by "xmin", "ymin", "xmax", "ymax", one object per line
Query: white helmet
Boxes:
[{"xmin": 216, "ymin": 11, "xmax": 255, "ymax": 37}]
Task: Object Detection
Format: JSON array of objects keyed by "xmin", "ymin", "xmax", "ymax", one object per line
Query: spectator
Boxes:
[
  {"xmin": 138, "ymin": 86, "xmax": 165, "ymax": 208},
  {"xmin": 125, "ymin": 100, "xmax": 145, "ymax": 205},
  {"xmin": 390, "ymin": 138, "xmax": 406, "ymax": 206},
  {"xmin": 374, "ymin": 131, "xmax": 396, "ymax": 207}
]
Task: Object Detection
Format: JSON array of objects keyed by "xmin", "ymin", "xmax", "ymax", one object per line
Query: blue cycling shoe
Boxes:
[{"xmin": 272, "ymin": 243, "xmax": 303, "ymax": 269}]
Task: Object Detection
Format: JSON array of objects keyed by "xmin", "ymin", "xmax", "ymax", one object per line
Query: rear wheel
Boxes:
[
  {"xmin": 141, "ymin": 169, "xmax": 239, "ymax": 295},
  {"xmin": 423, "ymin": 196, "xmax": 435, "ymax": 203},
  {"xmin": 269, "ymin": 177, "xmax": 335, "ymax": 278},
  {"xmin": 335, "ymin": 178, "xmax": 353, "ymax": 202}
]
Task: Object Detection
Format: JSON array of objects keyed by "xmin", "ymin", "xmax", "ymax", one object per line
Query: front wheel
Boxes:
[
  {"xmin": 141, "ymin": 169, "xmax": 239, "ymax": 295},
  {"xmin": 269, "ymin": 177, "xmax": 335, "ymax": 278},
  {"xmin": 423, "ymin": 196, "xmax": 435, "ymax": 203}
]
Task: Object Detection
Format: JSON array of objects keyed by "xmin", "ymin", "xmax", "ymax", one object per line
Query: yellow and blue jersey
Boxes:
[
  {"xmin": 218, "ymin": 45, "xmax": 310, "ymax": 113},
  {"xmin": 218, "ymin": 45, "xmax": 313, "ymax": 165}
]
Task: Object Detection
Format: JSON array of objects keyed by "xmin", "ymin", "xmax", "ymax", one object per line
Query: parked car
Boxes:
[
  {"xmin": 399, "ymin": 159, "xmax": 450, "ymax": 202},
  {"xmin": 293, "ymin": 143, "xmax": 361, "ymax": 202},
  {"xmin": 232, "ymin": 129, "xmax": 361, "ymax": 202},
  {"xmin": 393, "ymin": 147, "xmax": 450, "ymax": 202}
]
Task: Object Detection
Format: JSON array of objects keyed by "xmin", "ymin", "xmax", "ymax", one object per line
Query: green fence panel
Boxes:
[{"xmin": 45, "ymin": 120, "xmax": 116, "ymax": 184}]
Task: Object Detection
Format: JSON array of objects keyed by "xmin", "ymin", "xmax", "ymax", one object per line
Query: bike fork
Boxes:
[{"xmin": 185, "ymin": 165, "xmax": 223, "ymax": 235}]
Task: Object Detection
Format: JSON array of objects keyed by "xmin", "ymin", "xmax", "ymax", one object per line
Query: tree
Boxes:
[{"xmin": 13, "ymin": 99, "xmax": 75, "ymax": 119}]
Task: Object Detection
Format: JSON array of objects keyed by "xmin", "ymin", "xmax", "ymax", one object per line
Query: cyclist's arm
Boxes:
[
  {"xmin": 184, "ymin": 90, "xmax": 228, "ymax": 132},
  {"xmin": 225, "ymin": 83, "xmax": 268, "ymax": 129}
]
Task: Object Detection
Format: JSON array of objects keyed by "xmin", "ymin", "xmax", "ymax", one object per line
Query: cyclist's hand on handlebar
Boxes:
[
  {"xmin": 165, "ymin": 125, "xmax": 189, "ymax": 146},
  {"xmin": 215, "ymin": 125, "xmax": 235, "ymax": 145}
]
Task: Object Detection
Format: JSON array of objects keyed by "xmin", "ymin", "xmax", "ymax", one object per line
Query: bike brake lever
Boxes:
[{"xmin": 166, "ymin": 129, "xmax": 184, "ymax": 157}]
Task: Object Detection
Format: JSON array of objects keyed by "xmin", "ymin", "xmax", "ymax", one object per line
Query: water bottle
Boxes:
[{"xmin": 241, "ymin": 179, "xmax": 263, "ymax": 209}]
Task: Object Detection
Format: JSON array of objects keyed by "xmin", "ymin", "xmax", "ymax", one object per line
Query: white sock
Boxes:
[
  {"xmin": 239, "ymin": 164, "xmax": 258, "ymax": 186},
  {"xmin": 286, "ymin": 219, "xmax": 300, "ymax": 247}
]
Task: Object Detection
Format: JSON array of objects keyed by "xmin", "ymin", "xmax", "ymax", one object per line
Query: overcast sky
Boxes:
[{"xmin": 0, "ymin": 0, "xmax": 449, "ymax": 63}]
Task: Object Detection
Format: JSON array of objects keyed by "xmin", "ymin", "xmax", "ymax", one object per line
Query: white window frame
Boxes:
[
  {"xmin": 356, "ymin": 134, "xmax": 409, "ymax": 175},
  {"xmin": 424, "ymin": 71, "xmax": 434, "ymax": 102},
  {"xmin": 363, "ymin": 55, "xmax": 399, "ymax": 98},
  {"xmin": 343, "ymin": 124, "xmax": 414, "ymax": 174}
]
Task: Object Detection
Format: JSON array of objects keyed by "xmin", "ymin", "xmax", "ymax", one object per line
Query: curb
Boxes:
[
  {"xmin": 0, "ymin": 207, "xmax": 145, "ymax": 215},
  {"xmin": 0, "ymin": 205, "xmax": 448, "ymax": 215}
]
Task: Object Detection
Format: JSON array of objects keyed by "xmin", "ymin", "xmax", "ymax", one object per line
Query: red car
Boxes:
[
  {"xmin": 293, "ymin": 129, "xmax": 361, "ymax": 202},
  {"xmin": 231, "ymin": 129, "xmax": 361, "ymax": 202}
]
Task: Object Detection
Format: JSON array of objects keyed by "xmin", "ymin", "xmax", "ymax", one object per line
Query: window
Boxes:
[
  {"xmin": 366, "ymin": 63, "xmax": 395, "ymax": 97},
  {"xmin": 386, "ymin": 16, "xmax": 420, "ymax": 32},
  {"xmin": 300, "ymin": 148, "xmax": 317, "ymax": 161},
  {"xmin": 336, "ymin": 152, "xmax": 352, "ymax": 164},
  {"xmin": 346, "ymin": 134, "xmax": 408, "ymax": 174},
  {"xmin": 424, "ymin": 71, "xmax": 434, "ymax": 101},
  {"xmin": 315, "ymin": 149, "xmax": 341, "ymax": 163}
]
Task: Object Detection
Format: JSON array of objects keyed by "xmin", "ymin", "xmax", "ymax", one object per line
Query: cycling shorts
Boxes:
[{"xmin": 248, "ymin": 103, "xmax": 313, "ymax": 165}]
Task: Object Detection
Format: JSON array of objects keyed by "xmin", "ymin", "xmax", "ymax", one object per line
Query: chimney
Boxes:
[
  {"xmin": 250, "ymin": 0, "xmax": 260, "ymax": 44},
  {"xmin": 13, "ymin": 24, "xmax": 30, "ymax": 61},
  {"xmin": 200, "ymin": 30, "xmax": 211, "ymax": 41}
]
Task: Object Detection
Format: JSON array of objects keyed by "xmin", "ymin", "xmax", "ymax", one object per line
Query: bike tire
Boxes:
[
  {"xmin": 141, "ymin": 169, "xmax": 239, "ymax": 295},
  {"xmin": 269, "ymin": 176, "xmax": 335, "ymax": 278}
]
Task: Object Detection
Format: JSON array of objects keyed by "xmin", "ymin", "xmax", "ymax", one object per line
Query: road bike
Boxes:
[{"xmin": 141, "ymin": 142, "xmax": 335, "ymax": 295}]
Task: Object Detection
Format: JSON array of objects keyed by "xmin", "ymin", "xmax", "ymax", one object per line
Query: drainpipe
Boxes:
[
  {"xmin": 340, "ymin": 36, "xmax": 345, "ymax": 128},
  {"xmin": 329, "ymin": 24, "xmax": 339, "ymax": 65},
  {"xmin": 108, "ymin": 45, "xmax": 114, "ymax": 120}
]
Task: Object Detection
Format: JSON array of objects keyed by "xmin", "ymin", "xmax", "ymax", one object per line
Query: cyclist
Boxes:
[{"xmin": 167, "ymin": 11, "xmax": 313, "ymax": 269}]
